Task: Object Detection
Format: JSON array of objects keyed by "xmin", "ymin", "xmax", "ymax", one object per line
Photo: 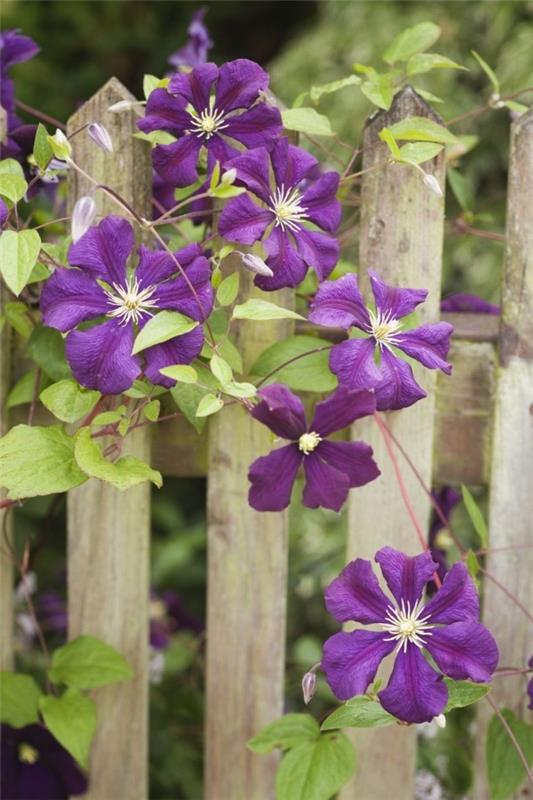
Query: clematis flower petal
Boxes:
[
  {"xmin": 221, "ymin": 147, "xmax": 272, "ymax": 201},
  {"xmin": 248, "ymin": 443, "xmax": 302, "ymax": 512},
  {"xmin": 373, "ymin": 348, "xmax": 427, "ymax": 411},
  {"xmin": 218, "ymin": 194, "xmax": 272, "ymax": 245},
  {"xmin": 68, "ymin": 215, "xmax": 134, "ymax": 285},
  {"xmin": 379, "ymin": 645, "xmax": 447, "ymax": 723},
  {"xmin": 256, "ymin": 226, "xmax": 307, "ymax": 291},
  {"xmin": 143, "ymin": 327, "xmax": 205, "ymax": 386},
  {"xmin": 375, "ymin": 547, "xmax": 438, "ymax": 608},
  {"xmin": 300, "ymin": 171, "xmax": 341, "ymax": 232},
  {"xmin": 310, "ymin": 385, "xmax": 376, "ymax": 436},
  {"xmin": 66, "ymin": 319, "xmax": 141, "ymax": 394},
  {"xmin": 223, "ymin": 103, "xmax": 282, "ymax": 150},
  {"xmin": 251, "ymin": 383, "xmax": 307, "ymax": 440},
  {"xmin": 135, "ymin": 244, "xmax": 202, "ymax": 288},
  {"xmin": 206, "ymin": 133, "xmax": 240, "ymax": 172},
  {"xmin": 369, "ymin": 270, "xmax": 428, "ymax": 320},
  {"xmin": 0, "ymin": 30, "xmax": 40, "ymax": 68},
  {"xmin": 324, "ymin": 558, "xmax": 391, "ymax": 624},
  {"xmin": 309, "ymin": 274, "xmax": 371, "ymax": 330},
  {"xmin": 441, "ymin": 293, "xmax": 500, "ymax": 315},
  {"xmin": 295, "ymin": 228, "xmax": 339, "ymax": 282},
  {"xmin": 271, "ymin": 139, "xmax": 318, "ymax": 190},
  {"xmin": 329, "ymin": 337, "xmax": 381, "ymax": 390},
  {"xmin": 302, "ymin": 452, "xmax": 350, "ymax": 511},
  {"xmin": 318, "ymin": 440, "xmax": 380, "ymax": 488},
  {"xmin": 152, "ymin": 136, "xmax": 202, "ymax": 188},
  {"xmin": 425, "ymin": 621, "xmax": 499, "ymax": 683},
  {"xmin": 168, "ymin": 8, "xmax": 213, "ymax": 70},
  {"xmin": 137, "ymin": 88, "xmax": 190, "ymax": 136},
  {"xmin": 151, "ymin": 255, "xmax": 214, "ymax": 322},
  {"xmin": 322, "ymin": 630, "xmax": 396, "ymax": 700},
  {"xmin": 40, "ymin": 268, "xmax": 110, "ymax": 332},
  {"xmin": 215, "ymin": 59, "xmax": 270, "ymax": 113},
  {"xmin": 168, "ymin": 62, "xmax": 218, "ymax": 111},
  {"xmin": 395, "ymin": 323, "xmax": 454, "ymax": 373},
  {"xmin": 422, "ymin": 562, "xmax": 480, "ymax": 623}
]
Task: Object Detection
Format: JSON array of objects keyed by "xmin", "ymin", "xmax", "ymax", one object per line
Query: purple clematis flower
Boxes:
[
  {"xmin": 150, "ymin": 590, "xmax": 203, "ymax": 650},
  {"xmin": 0, "ymin": 29, "xmax": 39, "ymax": 164},
  {"xmin": 440, "ymin": 293, "xmax": 500, "ymax": 315},
  {"xmin": 1, "ymin": 723, "xmax": 88, "ymax": 799},
  {"xmin": 138, "ymin": 59, "xmax": 282, "ymax": 188},
  {"xmin": 40, "ymin": 216, "xmax": 213, "ymax": 394},
  {"xmin": 309, "ymin": 271, "xmax": 454, "ymax": 411},
  {"xmin": 168, "ymin": 8, "xmax": 213, "ymax": 70},
  {"xmin": 322, "ymin": 547, "xmax": 499, "ymax": 723},
  {"xmin": 248, "ymin": 383, "xmax": 380, "ymax": 512},
  {"xmin": 219, "ymin": 139, "xmax": 341, "ymax": 290},
  {"xmin": 427, "ymin": 486, "xmax": 460, "ymax": 594}
]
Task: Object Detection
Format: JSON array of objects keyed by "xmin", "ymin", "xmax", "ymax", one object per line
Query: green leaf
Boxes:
[
  {"xmin": 379, "ymin": 127, "xmax": 402, "ymax": 159},
  {"xmin": 465, "ymin": 549, "xmax": 481, "ymax": 584},
  {"xmin": 447, "ymin": 167, "xmax": 475, "ymax": 211},
  {"xmin": 91, "ymin": 409, "xmax": 124, "ymax": 427},
  {"xmin": 195, "ymin": 393, "xmax": 223, "ymax": 418},
  {"xmin": 309, "ymin": 75, "xmax": 361, "ymax": 105},
  {"xmin": 487, "ymin": 709, "xmax": 533, "ymax": 800},
  {"xmin": 461, "ymin": 485, "xmax": 488, "ymax": 547},
  {"xmin": 210, "ymin": 353, "xmax": 233, "ymax": 386},
  {"xmin": 216, "ymin": 272, "xmax": 240, "ymax": 307},
  {"xmin": 251, "ymin": 335, "xmax": 336, "ymax": 392},
  {"xmin": 383, "ymin": 22, "xmax": 441, "ymax": 65},
  {"xmin": 27, "ymin": 325, "xmax": 72, "ymax": 381},
  {"xmin": 223, "ymin": 381, "xmax": 256, "ymax": 399},
  {"xmin": 0, "ymin": 424, "xmax": 87, "ymax": 499},
  {"xmin": 444, "ymin": 679, "xmax": 490, "ymax": 711},
  {"xmin": 248, "ymin": 713, "xmax": 319, "ymax": 754},
  {"xmin": 28, "ymin": 261, "xmax": 51, "ymax": 284},
  {"xmin": 170, "ymin": 383, "xmax": 208, "ymax": 433},
  {"xmin": 471, "ymin": 51, "xmax": 500, "ymax": 94},
  {"xmin": 143, "ymin": 398, "xmax": 160, "ymax": 421},
  {"xmin": 210, "ymin": 184, "xmax": 246, "ymax": 199},
  {"xmin": 321, "ymin": 696, "xmax": 396, "ymax": 731},
  {"xmin": 159, "ymin": 364, "xmax": 198, "ymax": 384},
  {"xmin": 0, "ymin": 229, "xmax": 42, "ymax": 296},
  {"xmin": 397, "ymin": 142, "xmax": 444, "ymax": 164},
  {"xmin": 39, "ymin": 689, "xmax": 97, "ymax": 769},
  {"xmin": 49, "ymin": 635, "xmax": 133, "ymax": 689},
  {"xmin": 33, "ymin": 123, "xmax": 54, "ymax": 171},
  {"xmin": 209, "ymin": 159, "xmax": 221, "ymax": 191},
  {"xmin": 0, "ymin": 673, "xmax": 43, "ymax": 727},
  {"xmin": 4, "ymin": 301, "xmax": 32, "ymax": 338},
  {"xmin": 414, "ymin": 88, "xmax": 444, "ymax": 104},
  {"xmin": 40, "ymin": 380, "xmax": 100, "ymax": 423},
  {"xmin": 7, "ymin": 369, "xmax": 45, "ymax": 408},
  {"xmin": 0, "ymin": 159, "xmax": 27, "ymax": 203},
  {"xmin": 132, "ymin": 310, "xmax": 198, "ymax": 355},
  {"xmin": 232, "ymin": 299, "xmax": 304, "ymax": 321},
  {"xmin": 407, "ymin": 53, "xmax": 467, "ymax": 76},
  {"xmin": 505, "ymin": 100, "xmax": 528, "ymax": 114},
  {"xmin": 133, "ymin": 130, "xmax": 176, "ymax": 146},
  {"xmin": 74, "ymin": 427, "xmax": 162, "ymax": 489},
  {"xmin": 276, "ymin": 732, "xmax": 356, "ymax": 800},
  {"xmin": 360, "ymin": 73, "xmax": 394, "ymax": 110},
  {"xmin": 387, "ymin": 116, "xmax": 458, "ymax": 145},
  {"xmin": 281, "ymin": 108, "xmax": 334, "ymax": 137},
  {"xmin": 143, "ymin": 73, "xmax": 164, "ymax": 99}
]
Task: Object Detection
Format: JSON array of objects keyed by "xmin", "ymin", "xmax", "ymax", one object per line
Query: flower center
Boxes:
[
  {"xmin": 19, "ymin": 743, "xmax": 39, "ymax": 764},
  {"xmin": 104, "ymin": 276, "xmax": 159, "ymax": 326},
  {"xmin": 270, "ymin": 185, "xmax": 308, "ymax": 232},
  {"xmin": 298, "ymin": 431, "xmax": 322, "ymax": 454},
  {"xmin": 380, "ymin": 599, "xmax": 435, "ymax": 653},
  {"xmin": 187, "ymin": 105, "xmax": 229, "ymax": 140},
  {"xmin": 367, "ymin": 308, "xmax": 402, "ymax": 350}
]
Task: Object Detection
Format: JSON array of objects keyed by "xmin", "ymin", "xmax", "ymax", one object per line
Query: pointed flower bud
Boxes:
[
  {"xmin": 301, "ymin": 671, "xmax": 317, "ymax": 705},
  {"xmin": 72, "ymin": 196, "xmax": 97, "ymax": 243},
  {"xmin": 221, "ymin": 167, "xmax": 237, "ymax": 185},
  {"xmin": 435, "ymin": 713, "xmax": 446, "ymax": 729},
  {"xmin": 88, "ymin": 122, "xmax": 113, "ymax": 153},
  {"xmin": 236, "ymin": 251, "xmax": 274, "ymax": 278},
  {"xmin": 422, "ymin": 172, "xmax": 443, "ymax": 198},
  {"xmin": 47, "ymin": 129, "xmax": 72, "ymax": 161}
]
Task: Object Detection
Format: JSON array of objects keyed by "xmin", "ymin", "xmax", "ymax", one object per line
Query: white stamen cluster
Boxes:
[
  {"xmin": 298, "ymin": 431, "xmax": 322, "ymax": 454},
  {"xmin": 270, "ymin": 185, "xmax": 308, "ymax": 232},
  {"xmin": 380, "ymin": 598, "xmax": 435, "ymax": 653},
  {"xmin": 104, "ymin": 277, "xmax": 158, "ymax": 326},
  {"xmin": 367, "ymin": 308, "xmax": 402, "ymax": 350},
  {"xmin": 188, "ymin": 106, "xmax": 229, "ymax": 139}
]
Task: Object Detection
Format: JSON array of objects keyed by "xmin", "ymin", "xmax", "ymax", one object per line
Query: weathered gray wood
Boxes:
[
  {"xmin": 66, "ymin": 78, "xmax": 152, "ymax": 800},
  {"xmin": 474, "ymin": 107, "xmax": 533, "ymax": 799},
  {"xmin": 205, "ymin": 268, "xmax": 293, "ymax": 800},
  {"xmin": 342, "ymin": 87, "xmax": 446, "ymax": 800}
]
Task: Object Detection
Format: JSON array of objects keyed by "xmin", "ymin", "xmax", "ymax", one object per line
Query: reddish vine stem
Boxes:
[{"xmin": 15, "ymin": 98, "xmax": 66, "ymax": 130}]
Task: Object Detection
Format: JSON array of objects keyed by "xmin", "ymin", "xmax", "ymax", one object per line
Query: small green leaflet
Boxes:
[
  {"xmin": 159, "ymin": 364, "xmax": 198, "ymax": 384},
  {"xmin": 447, "ymin": 167, "xmax": 475, "ymax": 211},
  {"xmin": 398, "ymin": 142, "xmax": 444, "ymax": 164},
  {"xmin": 487, "ymin": 709, "xmax": 533, "ymax": 800},
  {"xmin": 39, "ymin": 689, "xmax": 97, "ymax": 770},
  {"xmin": 248, "ymin": 713, "xmax": 319, "ymax": 754},
  {"xmin": 406, "ymin": 53, "xmax": 467, "ymax": 76},
  {"xmin": 461, "ymin": 485, "xmax": 488, "ymax": 547},
  {"xmin": 281, "ymin": 108, "xmax": 334, "ymax": 137},
  {"xmin": 223, "ymin": 381, "xmax": 256, "ymax": 399},
  {"xmin": 7, "ymin": 369, "xmax": 46, "ymax": 409},
  {"xmin": 210, "ymin": 353, "xmax": 233, "ymax": 386},
  {"xmin": 360, "ymin": 73, "xmax": 395, "ymax": 111},
  {"xmin": 251, "ymin": 335, "xmax": 336, "ymax": 392},
  {"xmin": 4, "ymin": 301, "xmax": 32, "ymax": 338},
  {"xmin": 27, "ymin": 325, "xmax": 72, "ymax": 381},
  {"xmin": 49, "ymin": 635, "xmax": 133, "ymax": 690},
  {"xmin": 308, "ymin": 75, "xmax": 361, "ymax": 105},
  {"xmin": 143, "ymin": 399, "xmax": 160, "ymax": 421},
  {"xmin": 40, "ymin": 380, "xmax": 100, "ymax": 424},
  {"xmin": 276, "ymin": 732, "xmax": 356, "ymax": 800},
  {"xmin": 195, "ymin": 393, "xmax": 224, "ymax": 418},
  {"xmin": 216, "ymin": 272, "xmax": 240, "ymax": 306},
  {"xmin": 444, "ymin": 678, "xmax": 490, "ymax": 711},
  {"xmin": 465, "ymin": 550, "xmax": 481, "ymax": 586},
  {"xmin": 33, "ymin": 123, "xmax": 54, "ymax": 171},
  {"xmin": 232, "ymin": 299, "xmax": 304, "ymax": 321},
  {"xmin": 74, "ymin": 427, "xmax": 162, "ymax": 490},
  {"xmin": 143, "ymin": 73, "xmax": 168, "ymax": 98},
  {"xmin": 386, "ymin": 116, "xmax": 458, "ymax": 145},
  {"xmin": 321, "ymin": 696, "xmax": 396, "ymax": 731},
  {"xmin": 0, "ymin": 158, "xmax": 28, "ymax": 204},
  {"xmin": 0, "ymin": 229, "xmax": 42, "ymax": 296},
  {"xmin": 132, "ymin": 310, "xmax": 198, "ymax": 355},
  {"xmin": 383, "ymin": 22, "xmax": 441, "ymax": 65},
  {"xmin": 471, "ymin": 50, "xmax": 500, "ymax": 94},
  {"xmin": 0, "ymin": 673, "xmax": 43, "ymax": 727},
  {"xmin": 170, "ymin": 382, "xmax": 208, "ymax": 433}
]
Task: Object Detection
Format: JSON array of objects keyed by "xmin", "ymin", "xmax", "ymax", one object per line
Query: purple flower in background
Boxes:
[
  {"xmin": 168, "ymin": 8, "xmax": 213, "ymax": 70},
  {"xmin": 322, "ymin": 547, "xmax": 499, "ymax": 723},
  {"xmin": 40, "ymin": 216, "xmax": 213, "ymax": 394},
  {"xmin": 150, "ymin": 590, "xmax": 203, "ymax": 650},
  {"xmin": 0, "ymin": 30, "xmax": 39, "ymax": 163},
  {"xmin": 427, "ymin": 487, "xmax": 460, "ymax": 594},
  {"xmin": 219, "ymin": 139, "xmax": 341, "ymax": 290},
  {"xmin": 248, "ymin": 383, "xmax": 380, "ymax": 512},
  {"xmin": 440, "ymin": 293, "xmax": 500, "ymax": 315},
  {"xmin": 309, "ymin": 272, "xmax": 453, "ymax": 411},
  {"xmin": 1, "ymin": 723, "xmax": 88, "ymax": 800},
  {"xmin": 138, "ymin": 59, "xmax": 282, "ymax": 188}
]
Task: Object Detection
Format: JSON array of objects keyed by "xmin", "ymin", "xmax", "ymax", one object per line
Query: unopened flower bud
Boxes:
[
  {"xmin": 88, "ymin": 122, "xmax": 113, "ymax": 153},
  {"xmin": 435, "ymin": 713, "xmax": 446, "ymax": 729},
  {"xmin": 422, "ymin": 172, "xmax": 443, "ymax": 198},
  {"xmin": 222, "ymin": 168, "xmax": 237, "ymax": 185},
  {"xmin": 237, "ymin": 251, "xmax": 274, "ymax": 278},
  {"xmin": 47, "ymin": 129, "xmax": 72, "ymax": 161},
  {"xmin": 301, "ymin": 671, "xmax": 317, "ymax": 705},
  {"xmin": 72, "ymin": 196, "xmax": 97, "ymax": 243}
]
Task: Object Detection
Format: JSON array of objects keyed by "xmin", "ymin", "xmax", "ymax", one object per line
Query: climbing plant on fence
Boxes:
[{"xmin": 0, "ymin": 18, "xmax": 532, "ymax": 800}]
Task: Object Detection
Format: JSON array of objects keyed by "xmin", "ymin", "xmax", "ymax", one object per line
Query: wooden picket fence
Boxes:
[{"xmin": 1, "ymin": 77, "xmax": 531, "ymax": 800}]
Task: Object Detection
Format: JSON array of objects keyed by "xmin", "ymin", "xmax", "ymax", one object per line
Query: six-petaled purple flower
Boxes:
[
  {"xmin": 322, "ymin": 547, "xmax": 499, "ymax": 723},
  {"xmin": 138, "ymin": 59, "xmax": 282, "ymax": 188},
  {"xmin": 309, "ymin": 271, "xmax": 454, "ymax": 410},
  {"xmin": 219, "ymin": 139, "xmax": 341, "ymax": 290},
  {"xmin": 40, "ymin": 215, "xmax": 213, "ymax": 394},
  {"xmin": 248, "ymin": 383, "xmax": 380, "ymax": 512}
]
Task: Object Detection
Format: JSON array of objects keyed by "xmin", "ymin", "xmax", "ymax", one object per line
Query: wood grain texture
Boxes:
[
  {"xmin": 474, "ymin": 108, "xmax": 533, "ymax": 800},
  {"xmin": 66, "ymin": 78, "xmax": 152, "ymax": 800},
  {"xmin": 342, "ymin": 87, "xmax": 446, "ymax": 800},
  {"xmin": 205, "ymin": 267, "xmax": 293, "ymax": 800}
]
